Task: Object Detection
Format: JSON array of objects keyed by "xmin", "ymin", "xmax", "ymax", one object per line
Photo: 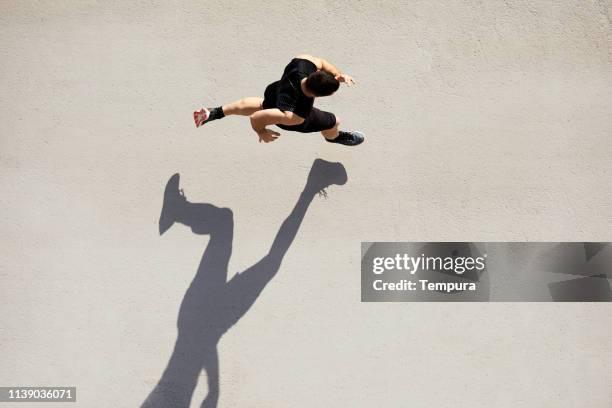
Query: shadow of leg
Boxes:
[
  {"xmin": 200, "ymin": 347, "xmax": 219, "ymax": 408},
  {"xmin": 143, "ymin": 175, "xmax": 233, "ymax": 408}
]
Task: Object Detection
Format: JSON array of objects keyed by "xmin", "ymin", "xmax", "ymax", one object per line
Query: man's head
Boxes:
[{"xmin": 305, "ymin": 71, "xmax": 340, "ymax": 97}]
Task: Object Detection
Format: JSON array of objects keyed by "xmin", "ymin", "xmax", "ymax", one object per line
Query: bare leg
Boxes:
[
  {"xmin": 195, "ymin": 97, "xmax": 263, "ymax": 127},
  {"xmin": 222, "ymin": 97, "xmax": 263, "ymax": 116},
  {"xmin": 321, "ymin": 116, "xmax": 341, "ymax": 140}
]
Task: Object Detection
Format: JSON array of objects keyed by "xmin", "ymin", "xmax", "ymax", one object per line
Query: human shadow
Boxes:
[{"xmin": 142, "ymin": 159, "xmax": 347, "ymax": 408}]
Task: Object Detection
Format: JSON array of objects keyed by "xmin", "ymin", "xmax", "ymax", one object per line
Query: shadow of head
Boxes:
[{"xmin": 305, "ymin": 158, "xmax": 347, "ymax": 193}]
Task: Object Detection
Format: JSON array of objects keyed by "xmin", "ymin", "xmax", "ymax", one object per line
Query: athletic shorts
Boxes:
[{"xmin": 262, "ymin": 82, "xmax": 337, "ymax": 133}]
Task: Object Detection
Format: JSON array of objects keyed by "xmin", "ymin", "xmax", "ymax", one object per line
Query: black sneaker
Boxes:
[{"xmin": 325, "ymin": 130, "xmax": 365, "ymax": 146}]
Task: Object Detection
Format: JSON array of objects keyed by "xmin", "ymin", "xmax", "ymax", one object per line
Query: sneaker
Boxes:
[
  {"xmin": 193, "ymin": 108, "xmax": 210, "ymax": 128},
  {"xmin": 325, "ymin": 130, "xmax": 365, "ymax": 146}
]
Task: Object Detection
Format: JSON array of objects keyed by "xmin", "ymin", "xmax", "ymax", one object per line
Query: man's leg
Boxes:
[
  {"xmin": 302, "ymin": 109, "xmax": 363, "ymax": 146},
  {"xmin": 195, "ymin": 97, "xmax": 263, "ymax": 127},
  {"xmin": 222, "ymin": 97, "xmax": 263, "ymax": 116},
  {"xmin": 321, "ymin": 116, "xmax": 341, "ymax": 140},
  {"xmin": 321, "ymin": 115, "xmax": 365, "ymax": 147}
]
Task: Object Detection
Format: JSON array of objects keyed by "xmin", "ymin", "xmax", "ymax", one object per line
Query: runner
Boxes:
[{"xmin": 194, "ymin": 54, "xmax": 364, "ymax": 146}]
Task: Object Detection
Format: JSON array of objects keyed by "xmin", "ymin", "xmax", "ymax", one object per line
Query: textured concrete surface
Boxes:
[{"xmin": 1, "ymin": 1, "xmax": 611, "ymax": 407}]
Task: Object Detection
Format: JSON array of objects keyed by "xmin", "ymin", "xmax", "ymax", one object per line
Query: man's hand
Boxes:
[
  {"xmin": 334, "ymin": 73, "xmax": 356, "ymax": 86},
  {"xmin": 250, "ymin": 108, "xmax": 303, "ymax": 144},
  {"xmin": 257, "ymin": 128, "xmax": 280, "ymax": 143}
]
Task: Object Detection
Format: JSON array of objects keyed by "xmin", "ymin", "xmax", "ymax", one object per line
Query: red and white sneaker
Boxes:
[{"xmin": 193, "ymin": 108, "xmax": 210, "ymax": 128}]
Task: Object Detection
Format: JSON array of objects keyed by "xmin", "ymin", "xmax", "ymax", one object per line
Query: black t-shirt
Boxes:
[{"xmin": 272, "ymin": 58, "xmax": 318, "ymax": 118}]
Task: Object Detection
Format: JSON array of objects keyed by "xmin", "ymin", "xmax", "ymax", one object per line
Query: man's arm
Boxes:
[
  {"xmin": 295, "ymin": 54, "xmax": 356, "ymax": 85},
  {"xmin": 250, "ymin": 108, "xmax": 304, "ymax": 129},
  {"xmin": 250, "ymin": 109, "xmax": 304, "ymax": 143},
  {"xmin": 295, "ymin": 54, "xmax": 340, "ymax": 76}
]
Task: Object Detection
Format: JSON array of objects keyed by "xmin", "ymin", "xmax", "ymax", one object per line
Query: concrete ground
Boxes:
[{"xmin": 1, "ymin": 1, "xmax": 611, "ymax": 407}]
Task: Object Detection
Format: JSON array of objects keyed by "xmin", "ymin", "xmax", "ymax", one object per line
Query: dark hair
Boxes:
[{"xmin": 305, "ymin": 71, "xmax": 340, "ymax": 96}]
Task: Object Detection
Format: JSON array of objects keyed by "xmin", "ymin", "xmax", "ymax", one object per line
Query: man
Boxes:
[{"xmin": 194, "ymin": 54, "xmax": 364, "ymax": 146}]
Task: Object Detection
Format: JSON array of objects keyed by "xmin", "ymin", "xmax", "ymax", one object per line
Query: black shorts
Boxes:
[{"xmin": 263, "ymin": 82, "xmax": 337, "ymax": 133}]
